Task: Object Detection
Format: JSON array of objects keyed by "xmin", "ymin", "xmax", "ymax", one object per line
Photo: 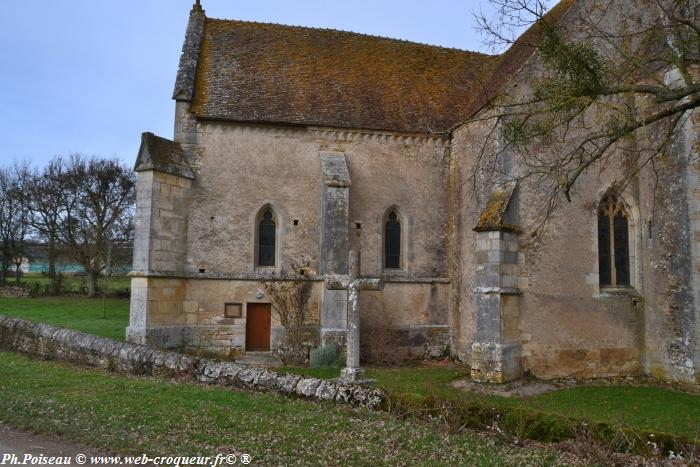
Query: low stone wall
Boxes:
[
  {"xmin": 0, "ymin": 286, "xmax": 30, "ymax": 298},
  {"xmin": 0, "ymin": 316, "xmax": 383, "ymax": 409}
]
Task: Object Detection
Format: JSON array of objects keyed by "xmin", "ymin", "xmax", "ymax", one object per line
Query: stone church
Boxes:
[{"xmin": 128, "ymin": 0, "xmax": 700, "ymax": 384}]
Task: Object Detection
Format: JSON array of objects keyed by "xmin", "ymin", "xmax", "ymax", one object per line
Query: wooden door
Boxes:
[{"xmin": 246, "ymin": 303, "xmax": 271, "ymax": 351}]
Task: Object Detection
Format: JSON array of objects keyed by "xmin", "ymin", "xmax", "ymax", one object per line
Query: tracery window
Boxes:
[{"xmin": 598, "ymin": 194, "xmax": 630, "ymax": 287}]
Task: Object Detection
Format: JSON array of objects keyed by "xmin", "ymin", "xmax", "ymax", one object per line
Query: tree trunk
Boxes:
[
  {"xmin": 14, "ymin": 264, "xmax": 21, "ymax": 285},
  {"xmin": 48, "ymin": 239, "xmax": 60, "ymax": 294},
  {"xmin": 87, "ymin": 271, "xmax": 97, "ymax": 297},
  {"xmin": 47, "ymin": 238, "xmax": 56, "ymax": 279}
]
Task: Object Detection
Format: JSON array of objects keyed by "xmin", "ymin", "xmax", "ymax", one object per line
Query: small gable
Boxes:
[{"xmin": 134, "ymin": 132, "xmax": 194, "ymax": 179}]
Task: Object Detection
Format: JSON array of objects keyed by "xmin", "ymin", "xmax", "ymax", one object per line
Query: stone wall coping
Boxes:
[
  {"xmin": 129, "ymin": 270, "xmax": 450, "ymax": 284},
  {"xmin": 0, "ymin": 316, "xmax": 384, "ymax": 410},
  {"xmin": 472, "ymin": 286, "xmax": 522, "ymax": 295},
  {"xmin": 395, "ymin": 324, "xmax": 450, "ymax": 330}
]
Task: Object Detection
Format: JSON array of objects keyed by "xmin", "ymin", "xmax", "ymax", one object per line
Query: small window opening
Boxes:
[
  {"xmin": 258, "ymin": 209, "xmax": 276, "ymax": 267},
  {"xmin": 384, "ymin": 210, "xmax": 401, "ymax": 269}
]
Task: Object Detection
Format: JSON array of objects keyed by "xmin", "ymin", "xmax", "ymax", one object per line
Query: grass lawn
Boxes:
[
  {"xmin": 0, "ymin": 297, "xmax": 129, "ymax": 341},
  {"xmin": 527, "ymin": 386, "xmax": 700, "ymax": 441},
  {"xmin": 0, "ymin": 351, "xmax": 562, "ymax": 466},
  {"xmin": 283, "ymin": 369, "xmax": 700, "ymax": 440},
  {"xmin": 2, "ymin": 296, "xmax": 698, "ymax": 442}
]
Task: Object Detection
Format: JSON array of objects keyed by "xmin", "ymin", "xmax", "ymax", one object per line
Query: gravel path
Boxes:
[{"xmin": 0, "ymin": 423, "xmax": 103, "ymax": 466}]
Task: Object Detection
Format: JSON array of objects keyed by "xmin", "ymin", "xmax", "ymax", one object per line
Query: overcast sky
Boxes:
[{"xmin": 0, "ymin": 0, "xmax": 538, "ymax": 168}]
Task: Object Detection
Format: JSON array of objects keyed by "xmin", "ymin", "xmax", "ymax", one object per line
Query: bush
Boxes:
[{"xmin": 310, "ymin": 344, "xmax": 345, "ymax": 368}]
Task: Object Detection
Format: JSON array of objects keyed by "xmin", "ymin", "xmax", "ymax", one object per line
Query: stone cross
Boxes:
[{"xmin": 325, "ymin": 249, "xmax": 383, "ymax": 383}]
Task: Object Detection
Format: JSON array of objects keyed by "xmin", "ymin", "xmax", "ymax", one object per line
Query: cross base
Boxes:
[{"xmin": 339, "ymin": 367, "xmax": 376, "ymax": 386}]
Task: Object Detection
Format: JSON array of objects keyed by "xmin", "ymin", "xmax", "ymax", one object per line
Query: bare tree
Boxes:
[
  {"xmin": 471, "ymin": 0, "xmax": 700, "ymax": 234},
  {"xmin": 59, "ymin": 155, "xmax": 135, "ymax": 297},
  {"xmin": 28, "ymin": 156, "xmax": 68, "ymax": 291},
  {"xmin": 262, "ymin": 259, "xmax": 314, "ymax": 364},
  {"xmin": 0, "ymin": 163, "xmax": 33, "ymax": 285}
]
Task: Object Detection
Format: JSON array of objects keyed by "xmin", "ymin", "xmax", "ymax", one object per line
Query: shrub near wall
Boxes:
[{"xmin": 0, "ymin": 316, "xmax": 383, "ymax": 409}]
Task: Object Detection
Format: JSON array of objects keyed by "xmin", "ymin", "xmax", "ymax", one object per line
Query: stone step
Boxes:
[{"xmin": 235, "ymin": 351, "xmax": 283, "ymax": 368}]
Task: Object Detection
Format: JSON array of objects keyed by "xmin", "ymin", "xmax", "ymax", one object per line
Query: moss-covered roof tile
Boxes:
[{"xmin": 189, "ymin": 19, "xmax": 499, "ymax": 134}]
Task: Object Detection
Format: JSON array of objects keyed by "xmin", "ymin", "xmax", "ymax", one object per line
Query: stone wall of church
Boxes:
[
  {"xmin": 128, "ymin": 169, "xmax": 192, "ymax": 346},
  {"xmin": 638, "ymin": 96, "xmax": 700, "ymax": 384},
  {"xmin": 183, "ymin": 123, "xmax": 450, "ymax": 279},
  {"xmin": 452, "ymin": 120, "xmax": 648, "ymax": 380},
  {"xmin": 169, "ymin": 122, "xmax": 453, "ymax": 358},
  {"xmin": 182, "ymin": 278, "xmax": 324, "ymax": 357},
  {"xmin": 451, "ymin": 0, "xmax": 700, "ymax": 383}
]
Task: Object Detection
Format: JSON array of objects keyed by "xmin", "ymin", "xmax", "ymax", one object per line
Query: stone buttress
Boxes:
[
  {"xmin": 319, "ymin": 152, "xmax": 351, "ymax": 346},
  {"xmin": 470, "ymin": 182, "xmax": 522, "ymax": 383}
]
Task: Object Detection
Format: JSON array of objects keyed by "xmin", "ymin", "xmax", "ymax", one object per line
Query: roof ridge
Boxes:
[{"xmin": 205, "ymin": 17, "xmax": 495, "ymax": 57}]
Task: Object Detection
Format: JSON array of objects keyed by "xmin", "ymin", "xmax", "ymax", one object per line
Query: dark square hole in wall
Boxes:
[
  {"xmin": 299, "ymin": 269, "xmax": 305, "ymax": 276},
  {"xmin": 293, "ymin": 219, "xmax": 299, "ymax": 226},
  {"xmin": 198, "ymin": 268, "xmax": 206, "ymax": 274},
  {"xmin": 224, "ymin": 303, "xmax": 242, "ymax": 318},
  {"xmin": 355, "ymin": 222, "xmax": 362, "ymax": 230}
]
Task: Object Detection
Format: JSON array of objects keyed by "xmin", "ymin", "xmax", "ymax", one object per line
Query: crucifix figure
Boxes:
[{"xmin": 325, "ymin": 249, "xmax": 383, "ymax": 383}]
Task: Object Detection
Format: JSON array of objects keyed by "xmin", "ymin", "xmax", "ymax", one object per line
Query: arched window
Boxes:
[
  {"xmin": 258, "ymin": 208, "xmax": 276, "ymax": 267},
  {"xmin": 384, "ymin": 210, "xmax": 401, "ymax": 269},
  {"xmin": 598, "ymin": 194, "xmax": 630, "ymax": 287}
]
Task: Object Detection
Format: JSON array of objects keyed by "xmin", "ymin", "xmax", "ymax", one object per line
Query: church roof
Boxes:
[
  {"xmin": 460, "ymin": 0, "xmax": 577, "ymax": 122},
  {"xmin": 175, "ymin": 0, "xmax": 577, "ymax": 135},
  {"xmin": 187, "ymin": 19, "xmax": 499, "ymax": 134}
]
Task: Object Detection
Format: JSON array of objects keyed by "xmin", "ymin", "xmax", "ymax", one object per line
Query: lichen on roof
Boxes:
[
  {"xmin": 135, "ymin": 132, "xmax": 195, "ymax": 179},
  {"xmin": 178, "ymin": 0, "xmax": 577, "ymax": 134},
  {"xmin": 188, "ymin": 18, "xmax": 499, "ymax": 134}
]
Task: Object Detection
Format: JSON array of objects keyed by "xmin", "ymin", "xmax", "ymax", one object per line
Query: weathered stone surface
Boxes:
[
  {"xmin": 351, "ymin": 387, "xmax": 384, "ymax": 410},
  {"xmin": 294, "ymin": 378, "xmax": 321, "ymax": 398},
  {"xmin": 236, "ymin": 367, "xmax": 265, "ymax": 386},
  {"xmin": 172, "ymin": 4, "xmax": 205, "ymax": 101},
  {"xmin": 255, "ymin": 369, "xmax": 280, "ymax": 391},
  {"xmin": 314, "ymin": 380, "xmax": 338, "ymax": 400},
  {"xmin": 0, "ymin": 286, "xmax": 30, "ymax": 298},
  {"xmin": 0, "ymin": 316, "xmax": 384, "ymax": 408},
  {"xmin": 334, "ymin": 384, "xmax": 355, "ymax": 404},
  {"xmin": 197, "ymin": 360, "xmax": 225, "ymax": 383},
  {"xmin": 274, "ymin": 373, "xmax": 301, "ymax": 394}
]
